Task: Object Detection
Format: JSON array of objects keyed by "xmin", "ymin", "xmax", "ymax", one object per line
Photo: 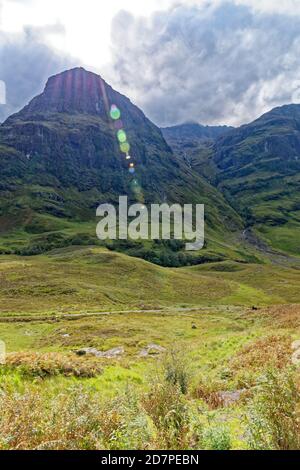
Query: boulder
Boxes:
[
  {"xmin": 139, "ymin": 343, "xmax": 166, "ymax": 357},
  {"xmin": 75, "ymin": 346, "xmax": 124, "ymax": 358}
]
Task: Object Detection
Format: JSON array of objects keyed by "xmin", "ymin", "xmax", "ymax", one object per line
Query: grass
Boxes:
[
  {"xmin": 0, "ymin": 325, "xmax": 299, "ymax": 449},
  {"xmin": 0, "ymin": 246, "xmax": 300, "ymax": 449},
  {"xmin": 0, "ymin": 246, "xmax": 300, "ymax": 317},
  {"xmin": 259, "ymin": 222, "xmax": 300, "ymax": 256}
]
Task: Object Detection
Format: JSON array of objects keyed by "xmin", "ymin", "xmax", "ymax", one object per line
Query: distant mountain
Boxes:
[
  {"xmin": 0, "ymin": 68, "xmax": 243, "ymax": 264},
  {"xmin": 212, "ymin": 104, "xmax": 300, "ymax": 255},
  {"xmin": 161, "ymin": 122, "xmax": 233, "ymax": 159},
  {"xmin": 161, "ymin": 122, "xmax": 234, "ymax": 180},
  {"xmin": 162, "ymin": 106, "xmax": 300, "ymax": 257},
  {"xmin": 162, "ymin": 122, "xmax": 234, "ymax": 142}
]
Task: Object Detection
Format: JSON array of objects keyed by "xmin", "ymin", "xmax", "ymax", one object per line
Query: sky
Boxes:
[{"xmin": 1, "ymin": 0, "xmax": 300, "ymax": 126}]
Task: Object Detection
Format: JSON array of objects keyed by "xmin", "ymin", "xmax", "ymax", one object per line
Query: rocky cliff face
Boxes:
[
  {"xmin": 2, "ymin": 67, "xmax": 172, "ymax": 169},
  {"xmin": 214, "ymin": 104, "xmax": 300, "ymax": 172},
  {"xmin": 21, "ymin": 67, "xmax": 112, "ymax": 117},
  {"xmin": 0, "ymin": 68, "xmax": 179, "ymax": 198}
]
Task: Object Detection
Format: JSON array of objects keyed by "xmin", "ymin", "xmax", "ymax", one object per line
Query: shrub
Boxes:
[
  {"xmin": 246, "ymin": 368, "xmax": 300, "ymax": 450},
  {"xmin": 231, "ymin": 335, "xmax": 292, "ymax": 373},
  {"xmin": 142, "ymin": 382, "xmax": 190, "ymax": 449},
  {"xmin": 0, "ymin": 383, "xmax": 152, "ymax": 450},
  {"xmin": 5, "ymin": 352, "xmax": 103, "ymax": 378},
  {"xmin": 163, "ymin": 349, "xmax": 190, "ymax": 394},
  {"xmin": 193, "ymin": 380, "xmax": 225, "ymax": 410},
  {"xmin": 0, "ymin": 385, "xmax": 103, "ymax": 449},
  {"xmin": 99, "ymin": 388, "xmax": 152, "ymax": 450}
]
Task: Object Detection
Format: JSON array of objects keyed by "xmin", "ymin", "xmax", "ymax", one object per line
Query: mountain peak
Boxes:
[
  {"xmin": 20, "ymin": 67, "xmax": 113, "ymax": 117},
  {"xmin": 45, "ymin": 67, "xmax": 102, "ymax": 89}
]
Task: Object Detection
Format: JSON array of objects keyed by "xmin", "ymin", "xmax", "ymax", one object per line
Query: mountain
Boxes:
[
  {"xmin": 162, "ymin": 106, "xmax": 300, "ymax": 258},
  {"xmin": 161, "ymin": 122, "xmax": 233, "ymax": 162},
  {"xmin": 0, "ymin": 67, "xmax": 180, "ymax": 202},
  {"xmin": 212, "ymin": 105, "xmax": 300, "ymax": 255},
  {"xmin": 162, "ymin": 122, "xmax": 233, "ymax": 142},
  {"xmin": 2, "ymin": 68, "xmax": 297, "ymax": 263},
  {"xmin": 0, "ymin": 67, "xmax": 244, "ymax": 264},
  {"xmin": 161, "ymin": 122, "xmax": 233, "ymax": 181}
]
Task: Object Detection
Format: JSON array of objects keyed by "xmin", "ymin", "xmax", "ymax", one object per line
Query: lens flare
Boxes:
[
  {"xmin": 120, "ymin": 142, "xmax": 130, "ymax": 154},
  {"xmin": 114, "ymin": 119, "xmax": 123, "ymax": 130},
  {"xmin": 108, "ymin": 102, "xmax": 144, "ymax": 202},
  {"xmin": 110, "ymin": 105, "xmax": 121, "ymax": 120},
  {"xmin": 117, "ymin": 129, "xmax": 127, "ymax": 143}
]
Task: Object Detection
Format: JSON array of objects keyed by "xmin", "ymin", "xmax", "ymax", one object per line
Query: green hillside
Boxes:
[
  {"xmin": 1, "ymin": 246, "xmax": 300, "ymax": 317},
  {"xmin": 165, "ymin": 105, "xmax": 300, "ymax": 257},
  {"xmin": 213, "ymin": 105, "xmax": 300, "ymax": 256}
]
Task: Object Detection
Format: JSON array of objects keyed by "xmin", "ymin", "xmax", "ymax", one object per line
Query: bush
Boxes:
[
  {"xmin": 246, "ymin": 368, "xmax": 300, "ymax": 450},
  {"xmin": 0, "ymin": 383, "xmax": 152, "ymax": 450},
  {"xmin": 142, "ymin": 382, "xmax": 191, "ymax": 449},
  {"xmin": 98, "ymin": 388, "xmax": 153, "ymax": 450},
  {"xmin": 140, "ymin": 349, "xmax": 196, "ymax": 449},
  {"xmin": 231, "ymin": 335, "xmax": 292, "ymax": 373},
  {"xmin": 5, "ymin": 352, "xmax": 103, "ymax": 378},
  {"xmin": 0, "ymin": 384, "xmax": 103, "ymax": 449},
  {"xmin": 163, "ymin": 349, "xmax": 190, "ymax": 394},
  {"xmin": 0, "ymin": 365, "xmax": 233, "ymax": 450},
  {"xmin": 193, "ymin": 379, "xmax": 225, "ymax": 410}
]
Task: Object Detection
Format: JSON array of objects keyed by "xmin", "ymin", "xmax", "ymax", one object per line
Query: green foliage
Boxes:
[
  {"xmin": 213, "ymin": 106, "xmax": 300, "ymax": 255},
  {"xmin": 246, "ymin": 369, "xmax": 300, "ymax": 450},
  {"xmin": 142, "ymin": 382, "xmax": 191, "ymax": 449},
  {"xmin": 163, "ymin": 349, "xmax": 190, "ymax": 394},
  {"xmin": 202, "ymin": 425, "xmax": 232, "ymax": 450}
]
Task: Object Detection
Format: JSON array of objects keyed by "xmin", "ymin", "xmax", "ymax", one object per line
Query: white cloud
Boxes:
[
  {"xmin": 0, "ymin": 25, "xmax": 76, "ymax": 122},
  {"xmin": 108, "ymin": 2, "xmax": 300, "ymax": 126},
  {"xmin": 235, "ymin": 0, "xmax": 300, "ymax": 15},
  {"xmin": 0, "ymin": 80, "xmax": 6, "ymax": 104},
  {"xmin": 1, "ymin": 0, "xmax": 182, "ymax": 67}
]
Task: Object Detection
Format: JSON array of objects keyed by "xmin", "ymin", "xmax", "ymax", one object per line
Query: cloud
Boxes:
[
  {"xmin": 0, "ymin": 25, "xmax": 76, "ymax": 122},
  {"xmin": 235, "ymin": 0, "xmax": 300, "ymax": 15},
  {"xmin": 109, "ymin": 1, "xmax": 300, "ymax": 126},
  {"xmin": 2, "ymin": 0, "xmax": 300, "ymax": 127}
]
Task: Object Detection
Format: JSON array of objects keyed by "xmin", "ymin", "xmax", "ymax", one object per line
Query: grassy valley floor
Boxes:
[{"xmin": 0, "ymin": 246, "xmax": 300, "ymax": 449}]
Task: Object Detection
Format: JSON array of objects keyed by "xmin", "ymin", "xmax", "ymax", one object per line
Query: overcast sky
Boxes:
[{"xmin": 1, "ymin": 0, "xmax": 300, "ymax": 126}]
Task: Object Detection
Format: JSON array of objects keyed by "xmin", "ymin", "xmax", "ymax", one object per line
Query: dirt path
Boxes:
[{"xmin": 0, "ymin": 306, "xmax": 218, "ymax": 323}]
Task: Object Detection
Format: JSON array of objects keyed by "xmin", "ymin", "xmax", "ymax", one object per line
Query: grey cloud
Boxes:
[
  {"xmin": 109, "ymin": 2, "xmax": 300, "ymax": 126},
  {"xmin": 0, "ymin": 25, "xmax": 76, "ymax": 122}
]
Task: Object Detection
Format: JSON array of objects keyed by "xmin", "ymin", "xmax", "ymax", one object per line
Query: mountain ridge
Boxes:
[
  {"xmin": 0, "ymin": 67, "xmax": 245, "ymax": 266},
  {"xmin": 163, "ymin": 103, "xmax": 300, "ymax": 257},
  {"xmin": 1, "ymin": 67, "xmax": 299, "ymax": 262}
]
